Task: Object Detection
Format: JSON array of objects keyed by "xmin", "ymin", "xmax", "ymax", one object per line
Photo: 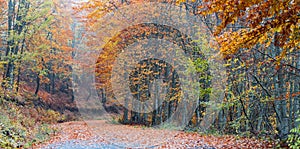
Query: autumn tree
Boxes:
[
  {"xmin": 76, "ymin": 0, "xmax": 212, "ymax": 128},
  {"xmin": 199, "ymin": 0, "xmax": 299, "ymax": 59},
  {"xmin": 199, "ymin": 0, "xmax": 299, "ymax": 144},
  {"xmin": 0, "ymin": 0, "xmax": 74, "ymax": 99},
  {"xmin": 75, "ymin": 0, "xmax": 299, "ymax": 146}
]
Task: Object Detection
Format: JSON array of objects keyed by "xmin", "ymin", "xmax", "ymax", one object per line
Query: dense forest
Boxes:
[{"xmin": 0, "ymin": 0, "xmax": 299, "ymax": 148}]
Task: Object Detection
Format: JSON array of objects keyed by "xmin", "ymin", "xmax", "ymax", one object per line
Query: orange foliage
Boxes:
[{"xmin": 199, "ymin": 0, "xmax": 299, "ymax": 60}]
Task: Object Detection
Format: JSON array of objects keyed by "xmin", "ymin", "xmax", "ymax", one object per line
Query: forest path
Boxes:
[{"xmin": 35, "ymin": 120, "xmax": 270, "ymax": 149}]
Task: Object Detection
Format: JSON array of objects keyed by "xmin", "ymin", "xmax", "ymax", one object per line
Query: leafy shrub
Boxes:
[
  {"xmin": 0, "ymin": 114, "xmax": 28, "ymax": 148},
  {"xmin": 0, "ymin": 99, "xmax": 55, "ymax": 148},
  {"xmin": 37, "ymin": 108, "xmax": 61, "ymax": 124},
  {"xmin": 107, "ymin": 116, "xmax": 121, "ymax": 125},
  {"xmin": 288, "ymin": 117, "xmax": 300, "ymax": 149}
]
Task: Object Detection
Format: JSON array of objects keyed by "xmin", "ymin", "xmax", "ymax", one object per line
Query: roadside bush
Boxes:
[
  {"xmin": 288, "ymin": 117, "xmax": 300, "ymax": 149},
  {"xmin": 0, "ymin": 99, "xmax": 55, "ymax": 148}
]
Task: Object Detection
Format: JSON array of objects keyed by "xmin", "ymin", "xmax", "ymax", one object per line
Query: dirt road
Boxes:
[{"xmin": 35, "ymin": 120, "xmax": 271, "ymax": 149}]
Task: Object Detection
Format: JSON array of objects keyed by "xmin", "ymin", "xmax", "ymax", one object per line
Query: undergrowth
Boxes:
[{"xmin": 0, "ymin": 98, "xmax": 59, "ymax": 148}]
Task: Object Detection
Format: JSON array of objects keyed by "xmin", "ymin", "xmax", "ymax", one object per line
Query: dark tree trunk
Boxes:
[{"xmin": 35, "ymin": 74, "xmax": 40, "ymax": 95}]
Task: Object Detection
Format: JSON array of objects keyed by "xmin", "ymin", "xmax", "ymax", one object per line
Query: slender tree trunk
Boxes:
[
  {"xmin": 35, "ymin": 73, "xmax": 40, "ymax": 95},
  {"xmin": 3, "ymin": 0, "xmax": 15, "ymax": 89}
]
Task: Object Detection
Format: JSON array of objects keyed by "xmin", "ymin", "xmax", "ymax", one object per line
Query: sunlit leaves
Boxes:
[{"xmin": 199, "ymin": 0, "xmax": 299, "ymax": 59}]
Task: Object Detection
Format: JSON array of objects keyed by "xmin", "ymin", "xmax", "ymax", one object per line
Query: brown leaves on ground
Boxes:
[
  {"xmin": 35, "ymin": 120, "xmax": 274, "ymax": 148},
  {"xmin": 162, "ymin": 132, "xmax": 274, "ymax": 148}
]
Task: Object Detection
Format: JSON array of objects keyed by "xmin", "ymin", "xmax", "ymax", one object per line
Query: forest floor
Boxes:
[{"xmin": 34, "ymin": 120, "xmax": 274, "ymax": 149}]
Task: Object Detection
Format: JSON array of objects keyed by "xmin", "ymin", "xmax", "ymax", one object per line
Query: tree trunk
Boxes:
[{"xmin": 35, "ymin": 74, "xmax": 40, "ymax": 95}]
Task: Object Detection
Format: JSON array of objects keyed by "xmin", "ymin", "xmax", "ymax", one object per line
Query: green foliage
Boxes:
[
  {"xmin": 33, "ymin": 124, "xmax": 55, "ymax": 143},
  {"xmin": 159, "ymin": 123, "xmax": 183, "ymax": 130},
  {"xmin": 200, "ymin": 128, "xmax": 221, "ymax": 136},
  {"xmin": 288, "ymin": 117, "xmax": 300, "ymax": 149},
  {"xmin": 0, "ymin": 114, "xmax": 28, "ymax": 148},
  {"xmin": 0, "ymin": 100, "xmax": 54, "ymax": 148},
  {"xmin": 107, "ymin": 117, "xmax": 121, "ymax": 125}
]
